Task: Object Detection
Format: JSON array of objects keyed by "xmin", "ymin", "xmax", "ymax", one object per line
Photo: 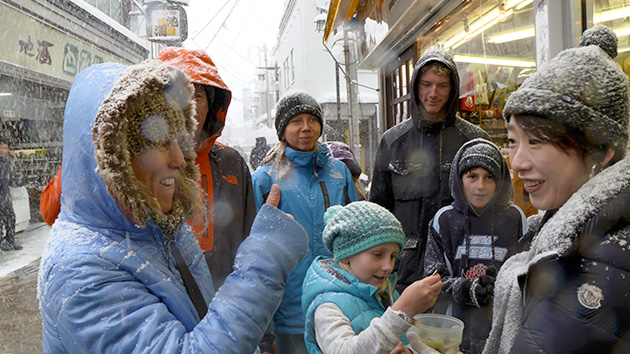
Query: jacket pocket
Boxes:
[
  {"xmin": 394, "ymin": 236, "xmax": 425, "ymax": 288},
  {"xmin": 389, "ymin": 160, "xmax": 437, "ymax": 200}
]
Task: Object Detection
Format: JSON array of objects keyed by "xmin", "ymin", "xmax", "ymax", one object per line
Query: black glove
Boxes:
[
  {"xmin": 473, "ymin": 265, "xmax": 497, "ymax": 306},
  {"xmin": 458, "ymin": 266, "xmax": 497, "ymax": 307}
]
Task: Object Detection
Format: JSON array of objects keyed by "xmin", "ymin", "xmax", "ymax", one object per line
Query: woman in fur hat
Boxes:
[
  {"xmin": 483, "ymin": 25, "xmax": 630, "ymax": 353},
  {"xmin": 252, "ymin": 91, "xmax": 359, "ymax": 354},
  {"xmin": 37, "ymin": 60, "xmax": 308, "ymax": 353}
]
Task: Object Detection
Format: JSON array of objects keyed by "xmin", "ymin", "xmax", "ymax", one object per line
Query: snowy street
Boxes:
[
  {"xmin": 0, "ymin": 223, "xmax": 49, "ymax": 277},
  {"xmin": 0, "ymin": 223, "xmax": 49, "ymax": 354}
]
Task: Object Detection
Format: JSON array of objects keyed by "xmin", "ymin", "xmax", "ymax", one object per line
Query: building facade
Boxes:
[
  {"xmin": 1, "ymin": 0, "xmax": 149, "ymax": 222},
  {"xmin": 274, "ymin": 0, "xmax": 381, "ymax": 176}
]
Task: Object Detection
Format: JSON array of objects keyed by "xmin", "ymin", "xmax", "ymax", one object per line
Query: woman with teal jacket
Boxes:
[{"xmin": 252, "ymin": 91, "xmax": 359, "ymax": 354}]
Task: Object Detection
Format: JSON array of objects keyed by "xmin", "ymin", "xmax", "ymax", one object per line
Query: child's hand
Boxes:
[
  {"xmin": 392, "ymin": 274, "xmax": 442, "ymax": 318},
  {"xmin": 388, "ymin": 341, "xmax": 412, "ymax": 354}
]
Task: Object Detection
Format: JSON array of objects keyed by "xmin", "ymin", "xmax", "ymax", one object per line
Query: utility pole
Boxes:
[
  {"xmin": 263, "ymin": 46, "xmax": 271, "ymax": 127},
  {"xmin": 342, "ymin": 22, "xmax": 361, "ymax": 163}
]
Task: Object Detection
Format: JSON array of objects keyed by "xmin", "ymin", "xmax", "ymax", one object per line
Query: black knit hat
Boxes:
[
  {"xmin": 503, "ymin": 25, "xmax": 629, "ymax": 162},
  {"xmin": 458, "ymin": 140, "xmax": 503, "ymax": 179},
  {"xmin": 274, "ymin": 91, "xmax": 323, "ymax": 140}
]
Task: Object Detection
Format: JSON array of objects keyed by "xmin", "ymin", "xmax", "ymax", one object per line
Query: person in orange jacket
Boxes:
[
  {"xmin": 40, "ymin": 165, "xmax": 61, "ymax": 227},
  {"xmin": 40, "ymin": 48, "xmax": 256, "ymax": 292}
]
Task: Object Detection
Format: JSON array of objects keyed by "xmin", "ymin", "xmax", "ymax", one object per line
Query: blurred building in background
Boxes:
[
  {"xmin": 0, "ymin": 0, "xmax": 189, "ymax": 223},
  {"xmin": 269, "ymin": 0, "xmax": 382, "ymax": 177}
]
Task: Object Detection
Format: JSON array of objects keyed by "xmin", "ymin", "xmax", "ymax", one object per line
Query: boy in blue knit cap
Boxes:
[{"xmin": 302, "ymin": 201, "xmax": 444, "ymax": 354}]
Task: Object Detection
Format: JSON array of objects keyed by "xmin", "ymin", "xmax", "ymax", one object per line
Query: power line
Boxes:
[
  {"xmin": 188, "ymin": 38, "xmax": 250, "ymax": 84},
  {"xmin": 204, "ymin": 0, "xmax": 241, "ymax": 51},
  {"xmin": 191, "ymin": 0, "xmax": 232, "ymax": 41},
  {"xmin": 217, "ymin": 36, "xmax": 259, "ymax": 68}
]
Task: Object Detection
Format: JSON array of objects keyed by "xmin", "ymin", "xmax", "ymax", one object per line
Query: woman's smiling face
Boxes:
[
  {"xmin": 131, "ymin": 139, "xmax": 187, "ymax": 213},
  {"xmin": 507, "ymin": 117, "xmax": 590, "ymax": 211}
]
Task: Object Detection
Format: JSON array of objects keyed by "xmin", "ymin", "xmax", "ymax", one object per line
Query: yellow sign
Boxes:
[{"xmin": 1, "ymin": 5, "xmax": 129, "ymax": 80}]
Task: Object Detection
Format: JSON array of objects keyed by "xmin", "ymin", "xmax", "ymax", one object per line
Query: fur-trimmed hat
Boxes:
[
  {"xmin": 274, "ymin": 91, "xmax": 323, "ymax": 140},
  {"xmin": 322, "ymin": 201, "xmax": 405, "ymax": 262},
  {"xmin": 92, "ymin": 60, "xmax": 199, "ymax": 228},
  {"xmin": 458, "ymin": 139, "xmax": 503, "ymax": 179},
  {"xmin": 503, "ymin": 25, "xmax": 630, "ymax": 162}
]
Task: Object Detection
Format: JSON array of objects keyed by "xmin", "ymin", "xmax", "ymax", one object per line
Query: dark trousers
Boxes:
[{"xmin": 0, "ymin": 201, "xmax": 15, "ymax": 243}]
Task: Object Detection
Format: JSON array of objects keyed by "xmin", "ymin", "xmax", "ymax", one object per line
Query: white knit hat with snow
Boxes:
[{"xmin": 503, "ymin": 25, "xmax": 629, "ymax": 163}]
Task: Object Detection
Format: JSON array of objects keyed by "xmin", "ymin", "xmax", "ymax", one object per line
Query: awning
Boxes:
[{"xmin": 323, "ymin": 0, "xmax": 385, "ymax": 43}]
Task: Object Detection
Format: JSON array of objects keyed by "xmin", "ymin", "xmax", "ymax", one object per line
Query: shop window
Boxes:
[
  {"xmin": 413, "ymin": 0, "xmax": 536, "ymax": 216},
  {"xmin": 0, "ymin": 75, "xmax": 65, "ymax": 188},
  {"xmin": 416, "ymin": 0, "xmax": 535, "ymax": 152},
  {"xmin": 384, "ymin": 48, "xmax": 414, "ymax": 128},
  {"xmin": 593, "ymin": 1, "xmax": 630, "ymax": 90}
]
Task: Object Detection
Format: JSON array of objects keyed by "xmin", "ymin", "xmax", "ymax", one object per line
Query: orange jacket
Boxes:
[
  {"xmin": 40, "ymin": 165, "xmax": 61, "ymax": 226},
  {"xmin": 158, "ymin": 48, "xmax": 256, "ymax": 288}
]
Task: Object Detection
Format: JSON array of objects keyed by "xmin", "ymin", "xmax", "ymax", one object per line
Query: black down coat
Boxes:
[{"xmin": 483, "ymin": 155, "xmax": 630, "ymax": 354}]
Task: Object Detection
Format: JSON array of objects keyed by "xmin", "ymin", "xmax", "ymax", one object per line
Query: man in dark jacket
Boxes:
[
  {"xmin": 0, "ymin": 140, "xmax": 20, "ymax": 251},
  {"xmin": 250, "ymin": 136, "xmax": 270, "ymax": 171},
  {"xmin": 369, "ymin": 49, "xmax": 490, "ymax": 293}
]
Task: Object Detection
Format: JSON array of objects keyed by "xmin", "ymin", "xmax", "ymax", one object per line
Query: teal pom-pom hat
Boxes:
[{"xmin": 322, "ymin": 201, "xmax": 405, "ymax": 262}]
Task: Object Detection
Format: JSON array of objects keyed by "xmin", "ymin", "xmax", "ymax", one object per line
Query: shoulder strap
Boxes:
[{"xmin": 170, "ymin": 242, "xmax": 208, "ymax": 320}]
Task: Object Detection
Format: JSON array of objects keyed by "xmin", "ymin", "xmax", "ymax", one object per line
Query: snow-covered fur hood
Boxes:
[
  {"xmin": 59, "ymin": 61, "xmax": 199, "ymax": 235},
  {"xmin": 409, "ymin": 49, "xmax": 460, "ymax": 128},
  {"xmin": 449, "ymin": 138, "xmax": 513, "ymax": 214},
  {"xmin": 483, "ymin": 154, "xmax": 630, "ymax": 353}
]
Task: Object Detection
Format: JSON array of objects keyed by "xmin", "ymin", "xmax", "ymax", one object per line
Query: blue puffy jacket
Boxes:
[
  {"xmin": 252, "ymin": 145, "xmax": 358, "ymax": 334},
  {"xmin": 37, "ymin": 63, "xmax": 308, "ymax": 354}
]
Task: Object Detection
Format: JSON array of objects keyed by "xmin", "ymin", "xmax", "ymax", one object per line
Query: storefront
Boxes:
[
  {"xmin": 1, "ymin": 0, "xmax": 149, "ymax": 222},
  {"xmin": 326, "ymin": 0, "xmax": 630, "ymax": 216}
]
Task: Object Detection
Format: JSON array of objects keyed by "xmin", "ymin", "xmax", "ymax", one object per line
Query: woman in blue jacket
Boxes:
[
  {"xmin": 252, "ymin": 91, "xmax": 359, "ymax": 354},
  {"xmin": 37, "ymin": 60, "xmax": 307, "ymax": 354}
]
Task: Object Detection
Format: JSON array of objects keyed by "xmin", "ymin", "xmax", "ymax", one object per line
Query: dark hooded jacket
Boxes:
[
  {"xmin": 424, "ymin": 139, "xmax": 527, "ymax": 354},
  {"xmin": 0, "ymin": 154, "xmax": 11, "ymax": 206},
  {"xmin": 157, "ymin": 48, "xmax": 256, "ymax": 290},
  {"xmin": 369, "ymin": 49, "xmax": 490, "ymax": 292},
  {"xmin": 250, "ymin": 136, "xmax": 271, "ymax": 171}
]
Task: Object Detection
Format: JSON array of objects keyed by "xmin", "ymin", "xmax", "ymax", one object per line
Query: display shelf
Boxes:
[{"xmin": 12, "ymin": 141, "xmax": 63, "ymax": 149}]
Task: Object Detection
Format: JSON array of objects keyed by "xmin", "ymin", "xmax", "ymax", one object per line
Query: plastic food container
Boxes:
[{"xmin": 408, "ymin": 314, "xmax": 464, "ymax": 351}]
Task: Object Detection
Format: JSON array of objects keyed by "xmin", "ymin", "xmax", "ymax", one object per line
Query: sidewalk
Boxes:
[
  {"xmin": 0, "ymin": 222, "xmax": 50, "ymax": 277},
  {"xmin": 0, "ymin": 223, "xmax": 49, "ymax": 354}
]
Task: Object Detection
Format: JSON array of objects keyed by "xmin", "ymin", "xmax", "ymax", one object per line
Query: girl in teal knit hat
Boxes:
[{"xmin": 301, "ymin": 201, "xmax": 445, "ymax": 354}]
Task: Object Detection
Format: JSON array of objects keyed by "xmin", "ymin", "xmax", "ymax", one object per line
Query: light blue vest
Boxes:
[{"xmin": 302, "ymin": 258, "xmax": 407, "ymax": 354}]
